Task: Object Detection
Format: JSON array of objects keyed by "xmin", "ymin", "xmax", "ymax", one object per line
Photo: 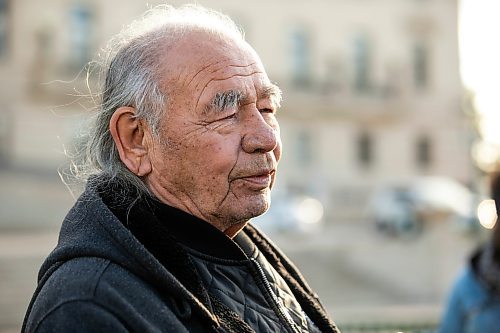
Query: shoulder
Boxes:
[
  {"xmin": 25, "ymin": 257, "xmax": 121, "ymax": 332},
  {"xmin": 442, "ymin": 265, "xmax": 500, "ymax": 333},
  {"xmin": 454, "ymin": 266, "xmax": 487, "ymax": 297},
  {"xmin": 25, "ymin": 257, "xmax": 187, "ymax": 333},
  {"xmin": 446, "ymin": 265, "xmax": 491, "ymax": 312},
  {"xmin": 37, "ymin": 257, "xmax": 115, "ymax": 305},
  {"xmin": 28, "ymin": 299, "xmax": 129, "ymax": 333},
  {"xmin": 37, "ymin": 256, "xmax": 168, "ymax": 305}
]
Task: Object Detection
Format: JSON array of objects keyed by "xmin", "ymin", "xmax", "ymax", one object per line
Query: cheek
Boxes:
[
  {"xmin": 195, "ymin": 135, "xmax": 239, "ymax": 177},
  {"xmin": 273, "ymin": 124, "xmax": 282, "ymax": 163},
  {"xmin": 274, "ymin": 138, "xmax": 282, "ymax": 163}
]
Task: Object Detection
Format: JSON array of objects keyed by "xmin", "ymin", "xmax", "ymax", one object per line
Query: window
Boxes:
[
  {"xmin": 416, "ymin": 136, "xmax": 432, "ymax": 169},
  {"xmin": 296, "ymin": 129, "xmax": 313, "ymax": 168},
  {"xmin": 35, "ymin": 27, "xmax": 52, "ymax": 63},
  {"xmin": 69, "ymin": 4, "xmax": 93, "ymax": 68},
  {"xmin": 290, "ymin": 27, "xmax": 311, "ymax": 87},
  {"xmin": 412, "ymin": 41, "xmax": 429, "ymax": 89},
  {"xmin": 0, "ymin": 0, "xmax": 9, "ymax": 58},
  {"xmin": 357, "ymin": 132, "xmax": 374, "ymax": 168},
  {"xmin": 352, "ymin": 34, "xmax": 372, "ymax": 93},
  {"xmin": 0, "ymin": 108, "xmax": 11, "ymax": 167}
]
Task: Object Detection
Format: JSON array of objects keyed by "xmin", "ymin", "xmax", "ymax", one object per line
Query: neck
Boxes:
[
  {"xmin": 224, "ymin": 221, "xmax": 249, "ymax": 238},
  {"xmin": 145, "ymin": 177, "xmax": 248, "ymax": 237}
]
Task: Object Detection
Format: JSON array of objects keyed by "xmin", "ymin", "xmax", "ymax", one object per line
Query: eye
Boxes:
[
  {"xmin": 217, "ymin": 112, "xmax": 237, "ymax": 121},
  {"xmin": 259, "ymin": 108, "xmax": 275, "ymax": 114}
]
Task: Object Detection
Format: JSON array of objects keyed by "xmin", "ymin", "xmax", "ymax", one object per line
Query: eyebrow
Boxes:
[
  {"xmin": 261, "ymin": 83, "xmax": 283, "ymax": 109},
  {"xmin": 205, "ymin": 90, "xmax": 245, "ymax": 115},
  {"xmin": 204, "ymin": 83, "xmax": 283, "ymax": 115}
]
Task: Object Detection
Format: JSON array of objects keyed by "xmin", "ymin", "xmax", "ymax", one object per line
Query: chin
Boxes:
[
  {"xmin": 219, "ymin": 191, "xmax": 271, "ymax": 223},
  {"xmin": 219, "ymin": 200, "xmax": 269, "ymax": 237},
  {"xmin": 243, "ymin": 197, "xmax": 271, "ymax": 220}
]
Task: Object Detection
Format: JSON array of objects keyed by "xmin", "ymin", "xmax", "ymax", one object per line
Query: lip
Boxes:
[{"xmin": 238, "ymin": 170, "xmax": 275, "ymax": 189}]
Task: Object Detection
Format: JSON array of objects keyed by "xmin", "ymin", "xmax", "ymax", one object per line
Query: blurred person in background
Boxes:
[
  {"xmin": 439, "ymin": 171, "xmax": 500, "ymax": 333},
  {"xmin": 21, "ymin": 4, "xmax": 339, "ymax": 333}
]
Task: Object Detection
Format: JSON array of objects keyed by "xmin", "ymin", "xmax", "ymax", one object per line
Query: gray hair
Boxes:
[{"xmin": 74, "ymin": 4, "xmax": 245, "ymax": 198}]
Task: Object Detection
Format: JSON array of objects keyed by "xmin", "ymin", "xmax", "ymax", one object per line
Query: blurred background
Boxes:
[{"xmin": 0, "ymin": 0, "xmax": 499, "ymax": 332}]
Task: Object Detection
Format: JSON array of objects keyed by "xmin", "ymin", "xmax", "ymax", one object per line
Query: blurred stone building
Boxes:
[{"xmin": 0, "ymin": 0, "xmax": 470, "ymax": 222}]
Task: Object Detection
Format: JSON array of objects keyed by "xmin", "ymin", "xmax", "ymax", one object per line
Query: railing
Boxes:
[{"xmin": 338, "ymin": 322, "xmax": 438, "ymax": 333}]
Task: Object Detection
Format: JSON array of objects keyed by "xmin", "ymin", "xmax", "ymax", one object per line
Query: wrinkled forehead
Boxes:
[{"xmin": 161, "ymin": 31, "xmax": 270, "ymax": 96}]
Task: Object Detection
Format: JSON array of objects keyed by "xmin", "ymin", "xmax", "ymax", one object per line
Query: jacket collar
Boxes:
[
  {"xmin": 97, "ymin": 180, "xmax": 249, "ymax": 261},
  {"xmin": 473, "ymin": 244, "xmax": 500, "ymax": 293}
]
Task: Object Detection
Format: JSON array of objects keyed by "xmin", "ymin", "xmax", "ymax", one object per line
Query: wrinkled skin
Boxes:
[{"xmin": 145, "ymin": 31, "xmax": 282, "ymax": 237}]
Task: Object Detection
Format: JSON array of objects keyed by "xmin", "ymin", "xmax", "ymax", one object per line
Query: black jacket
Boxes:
[{"xmin": 23, "ymin": 183, "xmax": 339, "ymax": 332}]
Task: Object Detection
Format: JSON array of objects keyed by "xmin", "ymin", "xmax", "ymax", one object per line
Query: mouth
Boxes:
[{"xmin": 238, "ymin": 169, "xmax": 275, "ymax": 189}]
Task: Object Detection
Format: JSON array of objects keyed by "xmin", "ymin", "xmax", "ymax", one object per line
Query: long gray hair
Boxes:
[{"xmin": 71, "ymin": 4, "xmax": 244, "ymax": 198}]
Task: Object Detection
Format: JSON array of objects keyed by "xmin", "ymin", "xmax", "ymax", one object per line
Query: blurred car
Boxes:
[
  {"xmin": 369, "ymin": 177, "xmax": 481, "ymax": 236},
  {"xmin": 253, "ymin": 194, "xmax": 324, "ymax": 234},
  {"xmin": 370, "ymin": 186, "xmax": 422, "ymax": 236}
]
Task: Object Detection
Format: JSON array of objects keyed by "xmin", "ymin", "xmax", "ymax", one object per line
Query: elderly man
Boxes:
[{"xmin": 23, "ymin": 5, "xmax": 339, "ymax": 333}]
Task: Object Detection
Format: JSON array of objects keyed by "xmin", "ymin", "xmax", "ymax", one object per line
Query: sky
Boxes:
[{"xmin": 459, "ymin": 0, "xmax": 500, "ymax": 169}]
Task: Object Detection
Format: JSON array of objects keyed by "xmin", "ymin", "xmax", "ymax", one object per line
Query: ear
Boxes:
[{"xmin": 109, "ymin": 107, "xmax": 152, "ymax": 177}]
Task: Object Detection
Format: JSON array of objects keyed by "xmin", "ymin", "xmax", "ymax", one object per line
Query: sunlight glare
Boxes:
[
  {"xmin": 459, "ymin": 0, "xmax": 500, "ymax": 147},
  {"xmin": 296, "ymin": 198, "xmax": 324, "ymax": 224},
  {"xmin": 477, "ymin": 199, "xmax": 498, "ymax": 229}
]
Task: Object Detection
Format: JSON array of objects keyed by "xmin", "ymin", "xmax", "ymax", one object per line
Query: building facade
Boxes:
[{"xmin": 0, "ymin": 0, "xmax": 471, "ymax": 221}]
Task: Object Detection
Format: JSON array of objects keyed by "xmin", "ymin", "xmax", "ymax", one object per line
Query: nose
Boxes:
[{"xmin": 241, "ymin": 109, "xmax": 279, "ymax": 154}]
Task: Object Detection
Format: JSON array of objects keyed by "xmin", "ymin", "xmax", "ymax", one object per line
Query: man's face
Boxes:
[{"xmin": 146, "ymin": 32, "xmax": 282, "ymax": 233}]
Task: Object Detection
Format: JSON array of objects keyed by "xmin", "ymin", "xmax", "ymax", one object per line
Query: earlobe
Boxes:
[{"xmin": 109, "ymin": 107, "xmax": 152, "ymax": 177}]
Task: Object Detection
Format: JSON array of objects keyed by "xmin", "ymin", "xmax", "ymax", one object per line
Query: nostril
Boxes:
[
  {"xmin": 241, "ymin": 109, "xmax": 280, "ymax": 153},
  {"xmin": 242, "ymin": 128, "xmax": 278, "ymax": 154}
]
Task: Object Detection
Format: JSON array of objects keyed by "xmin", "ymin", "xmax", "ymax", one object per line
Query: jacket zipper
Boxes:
[{"xmin": 250, "ymin": 258, "xmax": 302, "ymax": 333}]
